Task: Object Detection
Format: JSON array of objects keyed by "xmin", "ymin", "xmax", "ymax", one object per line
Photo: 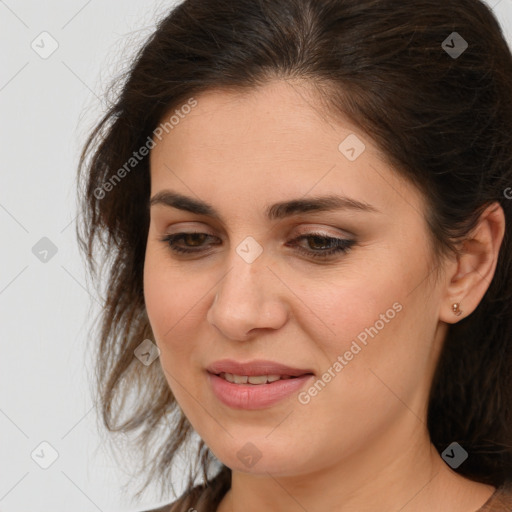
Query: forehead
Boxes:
[
  {"xmin": 152, "ymin": 80, "xmax": 379, "ymax": 162},
  {"xmin": 148, "ymin": 80, "xmax": 425, "ymax": 222}
]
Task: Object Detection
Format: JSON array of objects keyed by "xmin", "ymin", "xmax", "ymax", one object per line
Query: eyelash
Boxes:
[{"xmin": 159, "ymin": 232, "xmax": 355, "ymax": 260}]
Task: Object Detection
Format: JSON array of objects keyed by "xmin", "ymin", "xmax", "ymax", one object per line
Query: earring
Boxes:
[{"xmin": 452, "ymin": 303, "xmax": 462, "ymax": 316}]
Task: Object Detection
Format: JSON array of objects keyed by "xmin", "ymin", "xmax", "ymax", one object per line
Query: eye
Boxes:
[
  {"xmin": 159, "ymin": 231, "xmax": 355, "ymax": 259},
  {"xmin": 286, "ymin": 233, "xmax": 355, "ymax": 259},
  {"xmin": 160, "ymin": 232, "xmax": 221, "ymax": 254}
]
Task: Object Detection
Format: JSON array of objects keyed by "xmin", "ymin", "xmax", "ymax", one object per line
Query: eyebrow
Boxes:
[{"xmin": 149, "ymin": 190, "xmax": 380, "ymax": 222}]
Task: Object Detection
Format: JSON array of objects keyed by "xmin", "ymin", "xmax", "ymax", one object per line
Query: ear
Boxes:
[{"xmin": 439, "ymin": 202, "xmax": 506, "ymax": 324}]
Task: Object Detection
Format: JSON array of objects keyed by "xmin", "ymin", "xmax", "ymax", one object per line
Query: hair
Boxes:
[{"xmin": 77, "ymin": 0, "xmax": 512, "ymax": 509}]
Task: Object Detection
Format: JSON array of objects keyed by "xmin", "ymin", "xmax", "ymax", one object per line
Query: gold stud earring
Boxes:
[{"xmin": 452, "ymin": 303, "xmax": 462, "ymax": 316}]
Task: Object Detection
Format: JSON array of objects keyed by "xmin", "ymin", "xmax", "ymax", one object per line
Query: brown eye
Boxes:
[
  {"xmin": 307, "ymin": 235, "xmax": 334, "ymax": 250},
  {"xmin": 183, "ymin": 233, "xmax": 208, "ymax": 246},
  {"xmin": 161, "ymin": 232, "xmax": 220, "ymax": 254},
  {"xmin": 287, "ymin": 233, "xmax": 356, "ymax": 260}
]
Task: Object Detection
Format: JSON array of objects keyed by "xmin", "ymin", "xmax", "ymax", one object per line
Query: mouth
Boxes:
[
  {"xmin": 206, "ymin": 358, "xmax": 314, "ymax": 378},
  {"xmin": 206, "ymin": 359, "xmax": 315, "ymax": 409},
  {"xmin": 214, "ymin": 372, "xmax": 307, "ymax": 384}
]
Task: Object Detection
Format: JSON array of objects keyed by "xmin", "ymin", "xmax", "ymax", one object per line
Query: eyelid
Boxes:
[
  {"xmin": 162, "ymin": 221, "xmax": 352, "ymax": 238},
  {"xmin": 162, "ymin": 221, "xmax": 216, "ymax": 233},
  {"xmin": 291, "ymin": 224, "xmax": 354, "ymax": 239}
]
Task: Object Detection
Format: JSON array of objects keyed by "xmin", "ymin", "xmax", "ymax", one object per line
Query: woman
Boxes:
[{"xmin": 77, "ymin": 0, "xmax": 512, "ymax": 510}]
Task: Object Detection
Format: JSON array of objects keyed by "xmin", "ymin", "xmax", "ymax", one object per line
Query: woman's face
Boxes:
[{"xmin": 144, "ymin": 80, "xmax": 450, "ymax": 476}]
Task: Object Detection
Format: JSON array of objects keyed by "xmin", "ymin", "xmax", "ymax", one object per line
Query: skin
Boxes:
[{"xmin": 143, "ymin": 79, "xmax": 505, "ymax": 512}]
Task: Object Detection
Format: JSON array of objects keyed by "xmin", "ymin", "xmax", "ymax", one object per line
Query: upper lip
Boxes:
[{"xmin": 206, "ymin": 359, "xmax": 314, "ymax": 377}]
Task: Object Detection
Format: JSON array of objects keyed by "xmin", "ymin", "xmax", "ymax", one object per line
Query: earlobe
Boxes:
[
  {"xmin": 440, "ymin": 300, "xmax": 465, "ymax": 324},
  {"xmin": 451, "ymin": 302, "xmax": 463, "ymax": 317},
  {"xmin": 440, "ymin": 202, "xmax": 506, "ymax": 324}
]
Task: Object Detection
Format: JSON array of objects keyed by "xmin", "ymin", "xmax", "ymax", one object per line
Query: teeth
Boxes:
[
  {"xmin": 248, "ymin": 375, "xmax": 269, "ymax": 384},
  {"xmin": 220, "ymin": 373, "xmax": 289, "ymax": 384},
  {"xmin": 232, "ymin": 374, "xmax": 248, "ymax": 384}
]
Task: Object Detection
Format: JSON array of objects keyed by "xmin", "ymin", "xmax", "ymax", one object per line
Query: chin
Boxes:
[{"xmin": 209, "ymin": 437, "xmax": 314, "ymax": 476}]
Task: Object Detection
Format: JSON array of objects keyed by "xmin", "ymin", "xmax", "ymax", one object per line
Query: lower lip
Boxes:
[{"xmin": 207, "ymin": 372, "xmax": 314, "ymax": 410}]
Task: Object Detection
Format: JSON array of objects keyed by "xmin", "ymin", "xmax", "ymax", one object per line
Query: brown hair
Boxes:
[{"xmin": 77, "ymin": 0, "xmax": 512, "ymax": 508}]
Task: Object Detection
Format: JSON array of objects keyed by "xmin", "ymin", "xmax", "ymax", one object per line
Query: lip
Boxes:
[
  {"xmin": 206, "ymin": 359, "xmax": 315, "ymax": 410},
  {"xmin": 206, "ymin": 359, "xmax": 314, "ymax": 377}
]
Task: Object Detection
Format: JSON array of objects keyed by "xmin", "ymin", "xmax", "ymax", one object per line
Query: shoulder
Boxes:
[
  {"xmin": 138, "ymin": 467, "xmax": 231, "ymax": 512},
  {"xmin": 478, "ymin": 481, "xmax": 512, "ymax": 511}
]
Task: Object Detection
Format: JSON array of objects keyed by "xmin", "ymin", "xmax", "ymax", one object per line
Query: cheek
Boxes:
[
  {"xmin": 143, "ymin": 243, "xmax": 204, "ymax": 334},
  {"xmin": 319, "ymin": 285, "xmax": 404, "ymax": 354},
  {"xmin": 306, "ymin": 234, "xmax": 429, "ymax": 360},
  {"xmin": 143, "ymin": 250, "xmax": 208, "ymax": 415},
  {"xmin": 143, "ymin": 248, "xmax": 199, "ymax": 358},
  {"xmin": 295, "ymin": 256, "xmax": 433, "ymax": 406},
  {"xmin": 289, "ymin": 260, "xmax": 408, "ymax": 361}
]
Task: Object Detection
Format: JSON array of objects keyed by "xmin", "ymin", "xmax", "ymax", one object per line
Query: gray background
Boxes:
[{"xmin": 1, "ymin": 0, "xmax": 511, "ymax": 510}]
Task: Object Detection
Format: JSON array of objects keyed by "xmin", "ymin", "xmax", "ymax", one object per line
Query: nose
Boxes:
[{"xmin": 206, "ymin": 252, "xmax": 289, "ymax": 341}]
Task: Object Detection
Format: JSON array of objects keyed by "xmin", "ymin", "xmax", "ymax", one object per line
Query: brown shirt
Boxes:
[{"xmin": 143, "ymin": 479, "xmax": 512, "ymax": 512}]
